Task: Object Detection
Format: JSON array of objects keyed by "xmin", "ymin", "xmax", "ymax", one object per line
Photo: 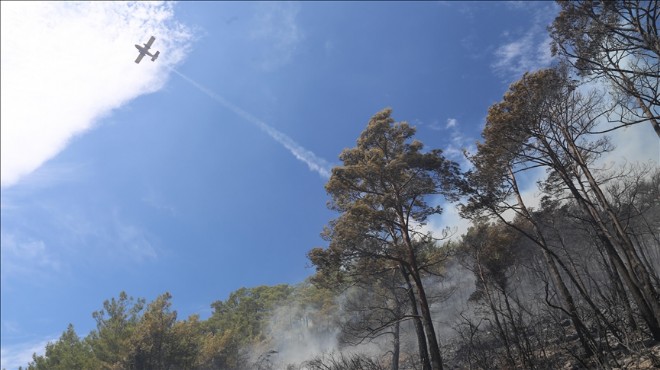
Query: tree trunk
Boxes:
[
  {"xmin": 569, "ymin": 170, "xmax": 660, "ymax": 339},
  {"xmin": 509, "ymin": 166, "xmax": 596, "ymax": 357},
  {"xmin": 537, "ymin": 135, "xmax": 660, "ymax": 341},
  {"xmin": 410, "ymin": 270, "xmax": 444, "ymax": 370},
  {"xmin": 391, "ymin": 320, "xmax": 400, "ymax": 370},
  {"xmin": 476, "ymin": 253, "xmax": 516, "ymax": 367},
  {"xmin": 400, "ymin": 226, "xmax": 444, "ymax": 370},
  {"xmin": 544, "ymin": 249, "xmax": 595, "ymax": 357},
  {"xmin": 401, "ymin": 265, "xmax": 431, "ymax": 370},
  {"xmin": 502, "ymin": 287, "xmax": 536, "ymax": 369},
  {"xmin": 399, "ymin": 212, "xmax": 444, "ymax": 370},
  {"xmin": 565, "ymin": 131, "xmax": 660, "ymax": 311}
]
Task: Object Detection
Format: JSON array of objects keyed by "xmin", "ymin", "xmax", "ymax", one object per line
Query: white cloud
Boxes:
[
  {"xmin": 563, "ymin": 79, "xmax": 660, "ymax": 169},
  {"xmin": 446, "ymin": 118, "xmax": 458, "ymax": 129},
  {"xmin": 423, "ymin": 201, "xmax": 473, "ymax": 241},
  {"xmin": 587, "ymin": 81, "xmax": 660, "ymax": 168},
  {"xmin": 607, "ymin": 123, "xmax": 660, "ymax": 166},
  {"xmin": 1, "ymin": 1, "xmax": 192, "ymax": 188}
]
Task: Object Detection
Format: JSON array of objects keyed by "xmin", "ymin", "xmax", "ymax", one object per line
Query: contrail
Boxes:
[{"xmin": 169, "ymin": 68, "xmax": 332, "ymax": 179}]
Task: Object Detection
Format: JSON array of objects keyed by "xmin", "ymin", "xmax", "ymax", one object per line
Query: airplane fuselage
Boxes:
[
  {"xmin": 135, "ymin": 44, "xmax": 155, "ymax": 57},
  {"xmin": 134, "ymin": 36, "xmax": 159, "ymax": 63}
]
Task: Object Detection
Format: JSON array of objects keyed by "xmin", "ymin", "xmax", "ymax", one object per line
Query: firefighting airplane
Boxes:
[{"xmin": 134, "ymin": 36, "xmax": 160, "ymax": 64}]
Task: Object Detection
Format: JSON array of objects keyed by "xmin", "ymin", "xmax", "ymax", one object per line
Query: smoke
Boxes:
[
  {"xmin": 169, "ymin": 68, "xmax": 333, "ymax": 179},
  {"xmin": 260, "ymin": 303, "xmax": 341, "ymax": 366},
  {"xmin": 248, "ymin": 262, "xmax": 480, "ymax": 369},
  {"xmin": 244, "ymin": 284, "xmax": 403, "ymax": 369},
  {"xmin": 426, "ymin": 260, "xmax": 477, "ymax": 341}
]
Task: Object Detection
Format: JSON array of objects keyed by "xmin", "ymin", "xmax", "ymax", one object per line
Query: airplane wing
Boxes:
[
  {"xmin": 144, "ymin": 36, "xmax": 155, "ymax": 48},
  {"xmin": 135, "ymin": 53, "xmax": 145, "ymax": 64}
]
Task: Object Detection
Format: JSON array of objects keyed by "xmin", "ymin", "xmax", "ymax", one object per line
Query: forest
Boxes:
[{"xmin": 18, "ymin": 1, "xmax": 659, "ymax": 369}]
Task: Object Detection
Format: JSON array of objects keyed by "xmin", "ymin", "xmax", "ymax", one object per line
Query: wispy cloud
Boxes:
[
  {"xmin": 412, "ymin": 117, "xmax": 479, "ymax": 241},
  {"xmin": 112, "ymin": 209, "xmax": 158, "ymax": 262},
  {"xmin": 0, "ymin": 232, "xmax": 61, "ymax": 287},
  {"xmin": 1, "ymin": 203, "xmax": 158, "ymax": 289},
  {"xmin": 439, "ymin": 118, "xmax": 476, "ymax": 172},
  {"xmin": 492, "ymin": 33, "xmax": 554, "ymax": 78},
  {"xmin": 249, "ymin": 2, "xmax": 303, "ymax": 71},
  {"xmin": 55, "ymin": 207, "xmax": 159, "ymax": 263},
  {"xmin": 578, "ymin": 80, "xmax": 660, "ymax": 168},
  {"xmin": 1, "ymin": 336, "xmax": 55, "ymax": 370},
  {"xmin": 422, "ymin": 200, "xmax": 473, "ymax": 241},
  {"xmin": 491, "ymin": 4, "xmax": 557, "ymax": 79},
  {"xmin": 141, "ymin": 187, "xmax": 177, "ymax": 216},
  {"xmin": 170, "ymin": 68, "xmax": 332, "ymax": 178},
  {"xmin": 1, "ymin": 2, "xmax": 192, "ymax": 188},
  {"xmin": 427, "ymin": 120, "xmax": 444, "ymax": 131}
]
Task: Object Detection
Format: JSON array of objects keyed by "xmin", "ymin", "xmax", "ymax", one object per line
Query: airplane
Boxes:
[{"xmin": 135, "ymin": 36, "xmax": 160, "ymax": 64}]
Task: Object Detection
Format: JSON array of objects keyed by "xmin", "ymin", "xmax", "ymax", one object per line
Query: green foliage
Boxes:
[
  {"xmin": 87, "ymin": 291, "xmax": 145, "ymax": 369},
  {"xmin": 126, "ymin": 292, "xmax": 201, "ymax": 370},
  {"xmin": 27, "ymin": 324, "xmax": 100, "ymax": 370},
  {"xmin": 289, "ymin": 280, "xmax": 340, "ymax": 335},
  {"xmin": 201, "ymin": 284, "xmax": 294, "ymax": 368},
  {"xmin": 208, "ymin": 284, "xmax": 294, "ymax": 343},
  {"xmin": 22, "ymin": 288, "xmax": 301, "ymax": 370}
]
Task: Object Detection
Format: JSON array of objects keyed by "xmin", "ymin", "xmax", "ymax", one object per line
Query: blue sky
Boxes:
[{"xmin": 1, "ymin": 2, "xmax": 657, "ymax": 368}]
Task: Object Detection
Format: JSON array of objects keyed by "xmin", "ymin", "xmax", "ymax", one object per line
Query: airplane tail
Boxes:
[{"xmin": 151, "ymin": 51, "xmax": 160, "ymax": 62}]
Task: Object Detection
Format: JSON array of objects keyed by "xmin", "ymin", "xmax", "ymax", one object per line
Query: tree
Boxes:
[
  {"xmin": 339, "ymin": 267, "xmax": 409, "ymax": 370},
  {"xmin": 461, "ymin": 69, "xmax": 604, "ymax": 358},
  {"xmin": 203, "ymin": 285, "xmax": 294, "ymax": 369},
  {"xmin": 27, "ymin": 324, "xmax": 100, "ymax": 370},
  {"xmin": 465, "ymin": 67, "xmax": 660, "ymax": 343},
  {"xmin": 549, "ymin": 0, "xmax": 660, "ymax": 136},
  {"xmin": 126, "ymin": 292, "xmax": 200, "ymax": 370},
  {"xmin": 88, "ymin": 291, "xmax": 145, "ymax": 369},
  {"xmin": 459, "ymin": 222, "xmax": 539, "ymax": 369},
  {"xmin": 311, "ymin": 236, "xmax": 450, "ymax": 370},
  {"xmin": 303, "ymin": 352, "xmax": 386, "ymax": 370},
  {"xmin": 312, "ymin": 108, "xmax": 461, "ymax": 370}
]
